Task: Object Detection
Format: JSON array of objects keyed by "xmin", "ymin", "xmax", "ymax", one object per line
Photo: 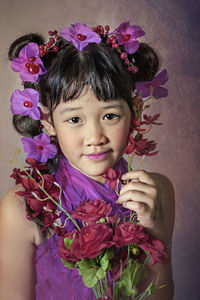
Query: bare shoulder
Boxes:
[{"xmin": 0, "ymin": 185, "xmax": 42, "ymax": 245}]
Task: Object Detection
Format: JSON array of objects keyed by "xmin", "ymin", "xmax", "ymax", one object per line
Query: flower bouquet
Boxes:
[{"xmin": 58, "ymin": 199, "xmax": 168, "ymax": 300}]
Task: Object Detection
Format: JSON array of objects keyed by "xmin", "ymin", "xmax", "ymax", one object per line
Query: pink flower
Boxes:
[
  {"xmin": 114, "ymin": 21, "xmax": 145, "ymax": 54},
  {"xmin": 60, "ymin": 23, "xmax": 101, "ymax": 51},
  {"xmin": 139, "ymin": 238, "xmax": 169, "ymax": 265},
  {"xmin": 58, "ymin": 231, "xmax": 79, "ymax": 262},
  {"xmin": 11, "ymin": 42, "xmax": 46, "ymax": 82},
  {"xmin": 10, "ymin": 88, "xmax": 41, "ymax": 120},
  {"xmin": 102, "ymin": 168, "xmax": 121, "ymax": 190},
  {"xmin": 70, "ymin": 223, "xmax": 114, "ymax": 259},
  {"xmin": 113, "ymin": 222, "xmax": 148, "ymax": 248},
  {"xmin": 141, "ymin": 114, "xmax": 162, "ymax": 125},
  {"xmin": 71, "ymin": 200, "xmax": 112, "ymax": 224},
  {"xmin": 21, "ymin": 133, "xmax": 57, "ymax": 163},
  {"xmin": 136, "ymin": 69, "xmax": 169, "ymax": 99}
]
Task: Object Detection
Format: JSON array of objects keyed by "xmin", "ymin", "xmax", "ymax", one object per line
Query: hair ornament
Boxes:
[
  {"xmin": 10, "ymin": 88, "xmax": 41, "ymax": 120},
  {"xmin": 21, "ymin": 133, "xmax": 57, "ymax": 163},
  {"xmin": 11, "ymin": 42, "xmax": 47, "ymax": 82}
]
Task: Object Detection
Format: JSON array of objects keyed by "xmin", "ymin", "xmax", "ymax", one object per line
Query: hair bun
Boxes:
[
  {"xmin": 8, "ymin": 33, "xmax": 44, "ymax": 61},
  {"xmin": 133, "ymin": 43, "xmax": 160, "ymax": 82}
]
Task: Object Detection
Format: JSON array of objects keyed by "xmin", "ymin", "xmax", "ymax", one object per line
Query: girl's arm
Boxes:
[
  {"xmin": 117, "ymin": 171, "xmax": 175, "ymax": 299},
  {"xmin": 0, "ymin": 186, "xmax": 40, "ymax": 300}
]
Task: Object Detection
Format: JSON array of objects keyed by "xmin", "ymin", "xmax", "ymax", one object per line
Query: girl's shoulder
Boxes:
[{"xmin": 0, "ymin": 185, "xmax": 43, "ymax": 245}]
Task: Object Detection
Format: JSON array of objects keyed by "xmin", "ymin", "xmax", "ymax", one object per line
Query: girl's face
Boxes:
[{"xmin": 50, "ymin": 89, "xmax": 131, "ymax": 183}]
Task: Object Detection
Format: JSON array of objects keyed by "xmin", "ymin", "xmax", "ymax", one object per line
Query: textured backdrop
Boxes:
[{"xmin": 0, "ymin": 0, "xmax": 199, "ymax": 299}]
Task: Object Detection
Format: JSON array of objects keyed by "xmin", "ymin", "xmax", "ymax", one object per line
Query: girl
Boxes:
[{"xmin": 0, "ymin": 22, "xmax": 175, "ymax": 300}]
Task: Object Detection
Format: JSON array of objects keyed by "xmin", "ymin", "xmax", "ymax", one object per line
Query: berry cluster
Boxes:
[
  {"xmin": 39, "ymin": 30, "xmax": 61, "ymax": 57},
  {"xmin": 92, "ymin": 25, "xmax": 138, "ymax": 74}
]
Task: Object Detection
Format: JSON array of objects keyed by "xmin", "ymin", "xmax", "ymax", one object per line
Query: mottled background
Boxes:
[{"xmin": 0, "ymin": 0, "xmax": 199, "ymax": 299}]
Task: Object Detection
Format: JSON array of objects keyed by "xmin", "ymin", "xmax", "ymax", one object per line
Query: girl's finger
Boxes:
[
  {"xmin": 117, "ymin": 190, "xmax": 154, "ymax": 210},
  {"xmin": 120, "ymin": 181, "xmax": 157, "ymax": 198},
  {"xmin": 121, "ymin": 170, "xmax": 156, "ymax": 186}
]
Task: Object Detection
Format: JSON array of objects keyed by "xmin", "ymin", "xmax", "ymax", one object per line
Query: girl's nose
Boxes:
[{"xmin": 84, "ymin": 124, "xmax": 108, "ymax": 146}]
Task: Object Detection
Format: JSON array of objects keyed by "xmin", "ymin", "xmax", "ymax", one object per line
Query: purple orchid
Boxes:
[
  {"xmin": 21, "ymin": 133, "xmax": 57, "ymax": 163},
  {"xmin": 10, "ymin": 88, "xmax": 41, "ymax": 120},
  {"xmin": 60, "ymin": 23, "xmax": 101, "ymax": 51},
  {"xmin": 11, "ymin": 42, "xmax": 47, "ymax": 82},
  {"xmin": 136, "ymin": 69, "xmax": 169, "ymax": 98},
  {"xmin": 114, "ymin": 21, "xmax": 145, "ymax": 54}
]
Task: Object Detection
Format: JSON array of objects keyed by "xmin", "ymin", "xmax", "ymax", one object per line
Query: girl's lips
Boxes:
[{"xmin": 85, "ymin": 151, "xmax": 110, "ymax": 160}]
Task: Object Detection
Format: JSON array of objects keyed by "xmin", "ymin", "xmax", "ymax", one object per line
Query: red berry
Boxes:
[
  {"xmin": 55, "ymin": 35, "xmax": 60, "ymax": 40},
  {"xmin": 48, "ymin": 31, "xmax": 54, "ymax": 36},
  {"xmin": 132, "ymin": 66, "xmax": 138, "ymax": 73},
  {"xmin": 120, "ymin": 52, "xmax": 127, "ymax": 60},
  {"xmin": 37, "ymin": 145, "xmax": 43, "ymax": 150},
  {"xmin": 112, "ymin": 43, "xmax": 118, "ymax": 48},
  {"xmin": 46, "ymin": 42, "xmax": 52, "ymax": 48},
  {"xmin": 105, "ymin": 25, "xmax": 110, "ymax": 32},
  {"xmin": 53, "ymin": 30, "xmax": 58, "ymax": 35},
  {"xmin": 27, "ymin": 63, "xmax": 40, "ymax": 74},
  {"xmin": 53, "ymin": 45, "xmax": 59, "ymax": 52},
  {"xmin": 49, "ymin": 38, "xmax": 55, "ymax": 44},
  {"xmin": 24, "ymin": 101, "xmax": 33, "ymax": 107},
  {"xmin": 124, "ymin": 59, "xmax": 130, "ymax": 65},
  {"xmin": 39, "ymin": 45, "xmax": 44, "ymax": 50}
]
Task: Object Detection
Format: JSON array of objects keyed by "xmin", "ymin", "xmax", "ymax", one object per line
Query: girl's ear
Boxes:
[{"xmin": 39, "ymin": 105, "xmax": 56, "ymax": 136}]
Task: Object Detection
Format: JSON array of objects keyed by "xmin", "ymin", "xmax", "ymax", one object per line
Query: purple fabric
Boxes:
[{"xmin": 35, "ymin": 157, "xmax": 128, "ymax": 299}]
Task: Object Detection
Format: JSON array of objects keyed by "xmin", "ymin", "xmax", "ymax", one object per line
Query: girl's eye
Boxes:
[
  {"xmin": 103, "ymin": 113, "xmax": 119, "ymax": 120},
  {"xmin": 67, "ymin": 117, "xmax": 81, "ymax": 124}
]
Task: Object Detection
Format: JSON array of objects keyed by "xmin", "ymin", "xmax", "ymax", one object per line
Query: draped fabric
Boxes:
[{"xmin": 35, "ymin": 157, "xmax": 128, "ymax": 300}]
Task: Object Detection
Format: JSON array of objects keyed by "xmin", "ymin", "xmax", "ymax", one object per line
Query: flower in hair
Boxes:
[
  {"xmin": 60, "ymin": 23, "xmax": 101, "ymax": 51},
  {"xmin": 136, "ymin": 69, "xmax": 169, "ymax": 98},
  {"xmin": 10, "ymin": 88, "xmax": 41, "ymax": 120},
  {"xmin": 114, "ymin": 21, "xmax": 145, "ymax": 54},
  {"xmin": 11, "ymin": 42, "xmax": 47, "ymax": 82},
  {"xmin": 21, "ymin": 133, "xmax": 57, "ymax": 163}
]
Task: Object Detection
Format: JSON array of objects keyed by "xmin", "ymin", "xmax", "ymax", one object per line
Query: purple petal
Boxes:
[
  {"xmin": 124, "ymin": 40, "xmax": 139, "ymax": 54},
  {"xmin": 129, "ymin": 26, "xmax": 145, "ymax": 39},
  {"xmin": 10, "ymin": 88, "xmax": 40, "ymax": 120},
  {"xmin": 40, "ymin": 144, "xmax": 58, "ymax": 162},
  {"xmin": 33, "ymin": 133, "xmax": 50, "ymax": 145},
  {"xmin": 152, "ymin": 86, "xmax": 168, "ymax": 98},
  {"xmin": 21, "ymin": 133, "xmax": 57, "ymax": 163},
  {"xmin": 11, "ymin": 60, "xmax": 25, "ymax": 72},
  {"xmin": 136, "ymin": 82, "xmax": 151, "ymax": 97},
  {"xmin": 19, "ymin": 42, "xmax": 39, "ymax": 60},
  {"xmin": 153, "ymin": 69, "xmax": 169, "ymax": 85},
  {"xmin": 61, "ymin": 23, "xmax": 101, "ymax": 51}
]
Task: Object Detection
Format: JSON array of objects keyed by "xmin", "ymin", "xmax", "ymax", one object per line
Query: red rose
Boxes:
[
  {"xmin": 58, "ymin": 231, "xmax": 79, "ymax": 262},
  {"xmin": 113, "ymin": 222, "xmax": 149, "ymax": 248},
  {"xmin": 71, "ymin": 223, "xmax": 114, "ymax": 259},
  {"xmin": 71, "ymin": 200, "xmax": 112, "ymax": 224},
  {"xmin": 139, "ymin": 238, "xmax": 169, "ymax": 265}
]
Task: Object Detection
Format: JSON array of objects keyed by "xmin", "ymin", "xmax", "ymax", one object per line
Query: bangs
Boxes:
[{"xmin": 42, "ymin": 43, "xmax": 134, "ymax": 110}]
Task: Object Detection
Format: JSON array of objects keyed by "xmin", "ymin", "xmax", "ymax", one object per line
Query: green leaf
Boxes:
[
  {"xmin": 78, "ymin": 258, "xmax": 106, "ymax": 288},
  {"xmin": 61, "ymin": 258, "xmax": 78, "ymax": 270},
  {"xmin": 113, "ymin": 260, "xmax": 148, "ymax": 299},
  {"xmin": 100, "ymin": 247, "xmax": 115, "ymax": 271},
  {"xmin": 64, "ymin": 237, "xmax": 73, "ymax": 250}
]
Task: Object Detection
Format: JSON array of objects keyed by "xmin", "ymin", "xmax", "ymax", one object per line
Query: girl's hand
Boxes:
[{"xmin": 117, "ymin": 170, "xmax": 162, "ymax": 229}]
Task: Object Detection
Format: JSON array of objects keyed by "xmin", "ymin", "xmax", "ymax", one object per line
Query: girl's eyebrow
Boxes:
[
  {"xmin": 59, "ymin": 107, "xmax": 82, "ymax": 114},
  {"xmin": 59, "ymin": 103, "xmax": 125, "ymax": 114}
]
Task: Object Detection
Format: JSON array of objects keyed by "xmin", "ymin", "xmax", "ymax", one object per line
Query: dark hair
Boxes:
[{"xmin": 9, "ymin": 32, "xmax": 159, "ymax": 136}]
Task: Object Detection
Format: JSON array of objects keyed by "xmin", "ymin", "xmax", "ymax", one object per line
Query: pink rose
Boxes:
[
  {"xmin": 140, "ymin": 238, "xmax": 169, "ymax": 265},
  {"xmin": 113, "ymin": 222, "xmax": 149, "ymax": 248},
  {"xmin": 58, "ymin": 231, "xmax": 79, "ymax": 262},
  {"xmin": 71, "ymin": 223, "xmax": 114, "ymax": 259},
  {"xmin": 71, "ymin": 200, "xmax": 112, "ymax": 224}
]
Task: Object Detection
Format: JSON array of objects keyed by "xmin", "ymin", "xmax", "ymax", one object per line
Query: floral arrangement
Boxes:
[{"xmin": 9, "ymin": 21, "xmax": 169, "ymax": 299}]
